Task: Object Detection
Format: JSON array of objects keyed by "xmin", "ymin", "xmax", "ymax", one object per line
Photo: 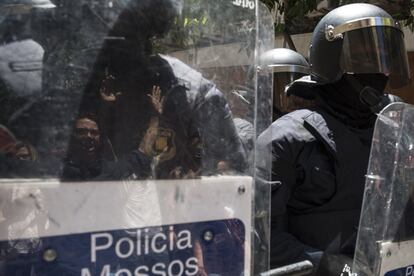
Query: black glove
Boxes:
[{"xmin": 316, "ymin": 253, "xmax": 354, "ymax": 276}]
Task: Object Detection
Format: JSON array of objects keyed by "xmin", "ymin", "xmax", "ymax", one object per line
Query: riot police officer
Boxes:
[
  {"xmin": 260, "ymin": 48, "xmax": 313, "ymax": 120},
  {"xmin": 258, "ymin": 3, "xmax": 410, "ymax": 274}
]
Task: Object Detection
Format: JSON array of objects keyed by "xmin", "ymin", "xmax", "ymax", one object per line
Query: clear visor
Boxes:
[{"xmin": 340, "ymin": 26, "xmax": 410, "ymax": 88}]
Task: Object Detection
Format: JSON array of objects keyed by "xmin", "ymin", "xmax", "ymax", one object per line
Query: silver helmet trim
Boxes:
[
  {"xmin": 268, "ymin": 64, "xmax": 310, "ymax": 75},
  {"xmin": 325, "ymin": 17, "xmax": 402, "ymax": 41}
]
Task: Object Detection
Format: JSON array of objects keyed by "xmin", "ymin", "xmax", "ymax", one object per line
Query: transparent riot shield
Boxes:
[
  {"xmin": 254, "ymin": 1, "xmax": 274, "ymax": 274},
  {"xmin": 0, "ymin": 0, "xmax": 273, "ymax": 275},
  {"xmin": 354, "ymin": 102, "xmax": 414, "ymax": 276}
]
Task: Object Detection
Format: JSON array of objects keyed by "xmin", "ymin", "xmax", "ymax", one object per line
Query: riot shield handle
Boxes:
[{"xmin": 260, "ymin": 260, "xmax": 314, "ymax": 276}]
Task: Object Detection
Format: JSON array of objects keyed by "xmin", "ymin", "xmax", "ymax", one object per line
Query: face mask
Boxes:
[
  {"xmin": 344, "ymin": 74, "xmax": 390, "ymax": 113},
  {"xmin": 353, "ymin": 73, "xmax": 388, "ymax": 93}
]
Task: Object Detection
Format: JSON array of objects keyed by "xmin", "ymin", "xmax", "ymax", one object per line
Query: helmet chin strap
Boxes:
[{"xmin": 344, "ymin": 74, "xmax": 390, "ymax": 114}]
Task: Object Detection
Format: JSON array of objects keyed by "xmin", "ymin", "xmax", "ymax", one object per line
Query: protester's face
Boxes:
[
  {"xmin": 15, "ymin": 146, "xmax": 31, "ymax": 160},
  {"xmin": 73, "ymin": 118, "xmax": 100, "ymax": 157}
]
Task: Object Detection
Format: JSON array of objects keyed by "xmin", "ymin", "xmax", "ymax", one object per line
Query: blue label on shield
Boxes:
[
  {"xmin": 0, "ymin": 219, "xmax": 245, "ymax": 276},
  {"xmin": 385, "ymin": 264, "xmax": 414, "ymax": 276}
]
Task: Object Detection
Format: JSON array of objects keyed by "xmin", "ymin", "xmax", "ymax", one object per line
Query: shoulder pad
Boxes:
[
  {"xmin": 258, "ymin": 109, "xmax": 316, "ymax": 148},
  {"xmin": 286, "ymin": 75, "xmax": 319, "ymax": 100}
]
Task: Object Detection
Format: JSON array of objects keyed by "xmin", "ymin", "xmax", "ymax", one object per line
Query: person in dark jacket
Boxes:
[
  {"xmin": 76, "ymin": 0, "xmax": 246, "ymax": 179},
  {"xmin": 62, "ymin": 111, "xmax": 156, "ymax": 181},
  {"xmin": 258, "ymin": 3, "xmax": 411, "ymax": 275},
  {"xmin": 62, "ymin": 115, "xmax": 103, "ymax": 180}
]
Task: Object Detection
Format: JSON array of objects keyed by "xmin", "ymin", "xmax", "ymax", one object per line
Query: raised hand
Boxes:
[
  {"xmin": 147, "ymin": 85, "xmax": 164, "ymax": 114},
  {"xmin": 100, "ymin": 68, "xmax": 122, "ymax": 102}
]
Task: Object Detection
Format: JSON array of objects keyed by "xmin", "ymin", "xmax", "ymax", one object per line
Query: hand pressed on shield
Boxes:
[
  {"xmin": 100, "ymin": 68, "xmax": 122, "ymax": 102},
  {"xmin": 147, "ymin": 85, "xmax": 164, "ymax": 114},
  {"xmin": 138, "ymin": 86, "xmax": 164, "ymax": 157}
]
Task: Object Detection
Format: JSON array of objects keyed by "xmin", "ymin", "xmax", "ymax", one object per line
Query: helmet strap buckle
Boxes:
[
  {"xmin": 345, "ymin": 74, "xmax": 385, "ymax": 113},
  {"xmin": 359, "ymin": 86, "xmax": 387, "ymax": 113}
]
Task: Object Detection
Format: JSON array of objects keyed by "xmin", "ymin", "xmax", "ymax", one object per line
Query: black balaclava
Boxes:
[{"xmin": 316, "ymin": 73, "xmax": 388, "ymax": 129}]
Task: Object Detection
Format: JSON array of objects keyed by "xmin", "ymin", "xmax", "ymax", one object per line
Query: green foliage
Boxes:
[
  {"xmin": 401, "ymin": 0, "xmax": 414, "ymax": 31},
  {"xmin": 260, "ymin": 0, "xmax": 277, "ymax": 11},
  {"xmin": 157, "ymin": 0, "xmax": 256, "ymax": 52},
  {"xmin": 260, "ymin": 0, "xmax": 414, "ymax": 34}
]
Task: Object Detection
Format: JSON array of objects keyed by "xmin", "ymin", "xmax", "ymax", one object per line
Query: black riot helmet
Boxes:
[
  {"xmin": 261, "ymin": 48, "xmax": 312, "ymax": 117},
  {"xmin": 310, "ymin": 3, "xmax": 410, "ymax": 89}
]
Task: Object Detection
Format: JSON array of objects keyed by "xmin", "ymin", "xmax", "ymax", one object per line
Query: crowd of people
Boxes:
[{"xmin": 0, "ymin": 0, "xmax": 248, "ymax": 181}]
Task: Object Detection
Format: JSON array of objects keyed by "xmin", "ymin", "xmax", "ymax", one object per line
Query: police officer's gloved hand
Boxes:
[
  {"xmin": 315, "ymin": 232, "xmax": 357, "ymax": 276},
  {"xmin": 305, "ymin": 250, "xmax": 323, "ymax": 270},
  {"xmin": 316, "ymin": 253, "xmax": 354, "ymax": 276}
]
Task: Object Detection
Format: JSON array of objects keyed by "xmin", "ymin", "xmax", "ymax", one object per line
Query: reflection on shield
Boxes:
[{"xmin": 154, "ymin": 127, "xmax": 176, "ymax": 162}]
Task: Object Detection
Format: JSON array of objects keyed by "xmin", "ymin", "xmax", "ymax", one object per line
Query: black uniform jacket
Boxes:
[{"xmin": 258, "ymin": 107, "xmax": 374, "ymax": 268}]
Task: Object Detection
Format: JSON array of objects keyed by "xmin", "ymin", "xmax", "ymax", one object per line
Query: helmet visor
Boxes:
[
  {"xmin": 340, "ymin": 26, "xmax": 410, "ymax": 88},
  {"xmin": 274, "ymin": 72, "xmax": 310, "ymax": 112}
]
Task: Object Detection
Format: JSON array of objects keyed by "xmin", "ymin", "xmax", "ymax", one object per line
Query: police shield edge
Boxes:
[
  {"xmin": 354, "ymin": 103, "xmax": 414, "ymax": 276},
  {"xmin": 0, "ymin": 0, "xmax": 273, "ymax": 275}
]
